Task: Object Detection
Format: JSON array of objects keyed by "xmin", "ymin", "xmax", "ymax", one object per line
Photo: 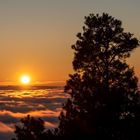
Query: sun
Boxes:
[{"xmin": 20, "ymin": 75, "xmax": 30, "ymax": 85}]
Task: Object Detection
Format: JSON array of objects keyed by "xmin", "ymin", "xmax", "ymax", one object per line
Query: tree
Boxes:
[
  {"xmin": 58, "ymin": 13, "xmax": 140, "ymax": 139},
  {"xmin": 12, "ymin": 115, "xmax": 47, "ymax": 140}
]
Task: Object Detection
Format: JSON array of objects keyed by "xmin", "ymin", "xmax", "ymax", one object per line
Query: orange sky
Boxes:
[{"xmin": 0, "ymin": 0, "xmax": 140, "ymax": 85}]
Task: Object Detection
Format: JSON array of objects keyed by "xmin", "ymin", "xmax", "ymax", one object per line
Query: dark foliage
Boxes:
[
  {"xmin": 12, "ymin": 115, "xmax": 47, "ymax": 140},
  {"xmin": 58, "ymin": 13, "xmax": 140, "ymax": 139}
]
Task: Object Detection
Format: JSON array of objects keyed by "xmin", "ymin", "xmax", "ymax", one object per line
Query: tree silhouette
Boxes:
[
  {"xmin": 12, "ymin": 13, "xmax": 140, "ymax": 140},
  {"xmin": 58, "ymin": 13, "xmax": 140, "ymax": 139},
  {"xmin": 12, "ymin": 115, "xmax": 47, "ymax": 140}
]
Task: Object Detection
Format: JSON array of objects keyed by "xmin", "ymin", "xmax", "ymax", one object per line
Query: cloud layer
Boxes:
[{"xmin": 0, "ymin": 87, "xmax": 68, "ymax": 140}]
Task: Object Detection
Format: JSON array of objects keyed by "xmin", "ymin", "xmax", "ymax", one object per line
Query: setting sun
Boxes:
[{"xmin": 20, "ymin": 75, "xmax": 30, "ymax": 85}]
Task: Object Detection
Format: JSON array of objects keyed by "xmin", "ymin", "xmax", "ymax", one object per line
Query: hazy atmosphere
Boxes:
[
  {"xmin": 0, "ymin": 1, "xmax": 140, "ymax": 140},
  {"xmin": 0, "ymin": 0, "xmax": 140, "ymax": 85}
]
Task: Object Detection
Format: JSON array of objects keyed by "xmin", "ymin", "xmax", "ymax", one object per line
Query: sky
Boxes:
[{"xmin": 0, "ymin": 0, "xmax": 140, "ymax": 85}]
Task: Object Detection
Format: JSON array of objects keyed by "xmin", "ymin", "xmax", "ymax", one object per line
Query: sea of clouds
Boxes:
[{"xmin": 0, "ymin": 87, "xmax": 68, "ymax": 140}]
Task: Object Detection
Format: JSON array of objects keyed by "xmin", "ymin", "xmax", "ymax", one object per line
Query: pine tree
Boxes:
[
  {"xmin": 13, "ymin": 115, "xmax": 47, "ymax": 140},
  {"xmin": 58, "ymin": 13, "xmax": 140, "ymax": 139}
]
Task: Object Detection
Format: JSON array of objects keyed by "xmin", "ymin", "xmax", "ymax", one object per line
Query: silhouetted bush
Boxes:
[{"xmin": 13, "ymin": 115, "xmax": 47, "ymax": 140}]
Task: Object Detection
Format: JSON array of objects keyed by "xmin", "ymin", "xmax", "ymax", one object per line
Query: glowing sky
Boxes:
[{"xmin": 0, "ymin": 0, "xmax": 140, "ymax": 85}]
